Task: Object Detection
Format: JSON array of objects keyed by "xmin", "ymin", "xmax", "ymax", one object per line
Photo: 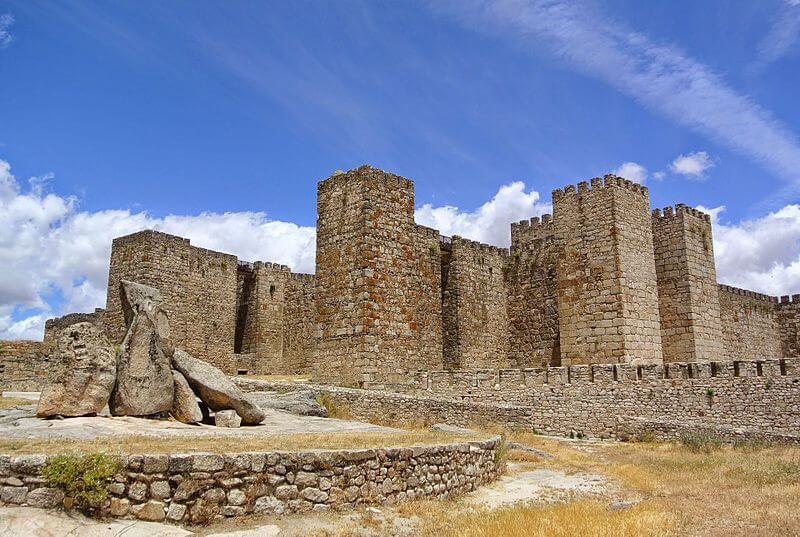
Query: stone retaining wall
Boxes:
[{"xmin": 0, "ymin": 438, "xmax": 500, "ymax": 524}]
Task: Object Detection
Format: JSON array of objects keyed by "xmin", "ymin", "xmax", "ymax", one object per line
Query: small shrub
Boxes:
[
  {"xmin": 42, "ymin": 452, "xmax": 119, "ymax": 511},
  {"xmin": 315, "ymin": 393, "xmax": 353, "ymax": 420},
  {"xmin": 706, "ymin": 388, "xmax": 716, "ymax": 397},
  {"xmin": 680, "ymin": 432, "xmax": 723, "ymax": 453}
]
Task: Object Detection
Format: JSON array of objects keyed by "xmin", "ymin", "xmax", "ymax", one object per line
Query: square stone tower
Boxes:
[
  {"xmin": 313, "ymin": 166, "xmax": 443, "ymax": 386},
  {"xmin": 553, "ymin": 175, "xmax": 663, "ymax": 364},
  {"xmin": 652, "ymin": 205, "xmax": 723, "ymax": 362}
]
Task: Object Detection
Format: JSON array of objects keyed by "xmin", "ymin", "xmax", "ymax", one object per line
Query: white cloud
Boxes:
[
  {"xmin": 613, "ymin": 162, "xmax": 647, "ymax": 184},
  {"xmin": 0, "ymin": 159, "xmax": 316, "ymax": 341},
  {"xmin": 430, "ymin": 0, "xmax": 800, "ymax": 194},
  {"xmin": 0, "ymin": 13, "xmax": 13, "ymax": 48},
  {"xmin": 652, "ymin": 171, "xmax": 666, "ymax": 180},
  {"xmin": 702, "ymin": 204, "xmax": 800, "ymax": 296},
  {"xmin": 669, "ymin": 151, "xmax": 715, "ymax": 178},
  {"xmin": 414, "ymin": 181, "xmax": 551, "ymax": 246}
]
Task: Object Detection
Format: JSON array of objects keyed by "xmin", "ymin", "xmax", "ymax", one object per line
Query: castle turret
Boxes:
[
  {"xmin": 652, "ymin": 205, "xmax": 723, "ymax": 362},
  {"xmin": 552, "ymin": 176, "xmax": 663, "ymax": 364},
  {"xmin": 313, "ymin": 166, "xmax": 443, "ymax": 386}
]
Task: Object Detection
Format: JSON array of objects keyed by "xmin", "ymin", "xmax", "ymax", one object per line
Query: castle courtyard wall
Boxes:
[
  {"xmin": 718, "ymin": 284, "xmax": 782, "ymax": 360},
  {"xmin": 507, "ymin": 215, "xmax": 560, "ymax": 367},
  {"xmin": 246, "ymin": 357, "xmax": 800, "ymax": 443},
  {"xmin": 440, "ymin": 237, "xmax": 509, "ymax": 370},
  {"xmin": 105, "ymin": 230, "xmax": 239, "ymax": 373}
]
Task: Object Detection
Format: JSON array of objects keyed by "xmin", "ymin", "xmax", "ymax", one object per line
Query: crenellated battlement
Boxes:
[
  {"xmin": 652, "ymin": 203, "xmax": 712, "ymax": 223},
  {"xmin": 780, "ymin": 294, "xmax": 800, "ymax": 304},
  {"xmin": 254, "ymin": 261, "xmax": 291, "ymax": 273},
  {"xmin": 450, "ymin": 235, "xmax": 509, "ymax": 257},
  {"xmin": 552, "ymin": 174, "xmax": 648, "ymax": 202},
  {"xmin": 317, "ymin": 165, "xmax": 414, "ymax": 192},
  {"xmin": 718, "ymin": 284, "xmax": 779, "ymax": 304},
  {"xmin": 383, "ymin": 357, "xmax": 800, "ymax": 394},
  {"xmin": 287, "ymin": 272, "xmax": 315, "ymax": 283}
]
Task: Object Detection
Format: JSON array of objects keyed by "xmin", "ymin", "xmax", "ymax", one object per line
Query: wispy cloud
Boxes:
[
  {"xmin": 0, "ymin": 13, "xmax": 14, "ymax": 47},
  {"xmin": 751, "ymin": 0, "xmax": 800, "ymax": 73},
  {"xmin": 429, "ymin": 0, "xmax": 800, "ymax": 197}
]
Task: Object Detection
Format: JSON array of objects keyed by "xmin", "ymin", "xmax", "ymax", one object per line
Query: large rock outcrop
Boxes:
[
  {"xmin": 109, "ymin": 281, "xmax": 174, "ymax": 416},
  {"xmin": 36, "ymin": 322, "xmax": 116, "ymax": 418},
  {"xmin": 247, "ymin": 391, "xmax": 328, "ymax": 417},
  {"xmin": 171, "ymin": 370, "xmax": 203, "ymax": 424},
  {"xmin": 172, "ymin": 349, "xmax": 266, "ymax": 425}
]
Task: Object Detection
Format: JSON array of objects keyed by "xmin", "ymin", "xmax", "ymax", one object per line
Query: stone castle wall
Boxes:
[
  {"xmin": 236, "ymin": 357, "xmax": 800, "ymax": 443},
  {"xmin": 779, "ymin": 295, "xmax": 800, "ymax": 357},
  {"xmin": 104, "ymin": 230, "xmax": 238, "ymax": 372},
  {"xmin": 507, "ymin": 215, "xmax": 559, "ymax": 367},
  {"xmin": 652, "ymin": 205, "xmax": 723, "ymax": 362},
  {"xmin": 553, "ymin": 177, "xmax": 663, "ymax": 364},
  {"xmin": 440, "ymin": 237, "xmax": 509, "ymax": 370},
  {"xmin": 6, "ymin": 165, "xmax": 800, "ymax": 394},
  {"xmin": 282, "ymin": 273, "xmax": 316, "ymax": 374},
  {"xmin": 718, "ymin": 284, "xmax": 782, "ymax": 360},
  {"xmin": 0, "ymin": 341, "xmax": 52, "ymax": 392}
]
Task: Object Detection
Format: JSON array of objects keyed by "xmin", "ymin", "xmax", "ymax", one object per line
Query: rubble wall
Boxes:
[{"xmin": 282, "ymin": 273, "xmax": 316, "ymax": 375}]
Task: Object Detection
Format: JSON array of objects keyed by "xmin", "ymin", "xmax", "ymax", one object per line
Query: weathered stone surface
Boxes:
[
  {"xmin": 110, "ymin": 281, "xmax": 174, "ymax": 416},
  {"xmin": 0, "ymin": 486, "xmax": 27, "ymax": 504},
  {"xmin": 214, "ymin": 410, "xmax": 241, "ymax": 428},
  {"xmin": 36, "ymin": 322, "xmax": 116, "ymax": 418},
  {"xmin": 109, "ymin": 497, "xmax": 130, "ymax": 517},
  {"xmin": 132, "ymin": 500, "xmax": 166, "ymax": 522},
  {"xmin": 171, "ymin": 371, "xmax": 202, "ymax": 424},
  {"xmin": 247, "ymin": 390, "xmax": 328, "ymax": 417},
  {"xmin": 25, "ymin": 487, "xmax": 64, "ymax": 508},
  {"xmin": 172, "ymin": 349, "xmax": 265, "ymax": 425}
]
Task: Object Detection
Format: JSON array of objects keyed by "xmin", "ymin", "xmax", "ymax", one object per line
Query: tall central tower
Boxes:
[
  {"xmin": 553, "ymin": 176, "xmax": 663, "ymax": 364},
  {"xmin": 313, "ymin": 166, "xmax": 443, "ymax": 386}
]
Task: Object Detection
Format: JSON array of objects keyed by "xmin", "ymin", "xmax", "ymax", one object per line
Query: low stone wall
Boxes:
[
  {"xmin": 0, "ymin": 340, "xmax": 52, "ymax": 392},
  {"xmin": 0, "ymin": 438, "xmax": 500, "ymax": 524},
  {"xmin": 235, "ymin": 358, "xmax": 800, "ymax": 443}
]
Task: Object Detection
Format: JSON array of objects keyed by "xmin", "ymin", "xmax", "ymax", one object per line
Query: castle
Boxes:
[{"xmin": 4, "ymin": 165, "xmax": 797, "ymax": 392}]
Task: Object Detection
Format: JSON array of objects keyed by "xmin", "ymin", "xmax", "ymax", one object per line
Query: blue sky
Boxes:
[{"xmin": 1, "ymin": 0, "xmax": 800, "ymax": 339}]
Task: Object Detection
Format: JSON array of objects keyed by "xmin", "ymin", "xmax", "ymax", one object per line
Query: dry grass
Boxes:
[
  {"xmin": 497, "ymin": 432, "xmax": 800, "ymax": 537},
  {"xmin": 420, "ymin": 499, "xmax": 672, "ymax": 537},
  {"xmin": 0, "ymin": 395, "xmax": 33, "ymax": 409},
  {"xmin": 0, "ymin": 429, "xmax": 491, "ymax": 456}
]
